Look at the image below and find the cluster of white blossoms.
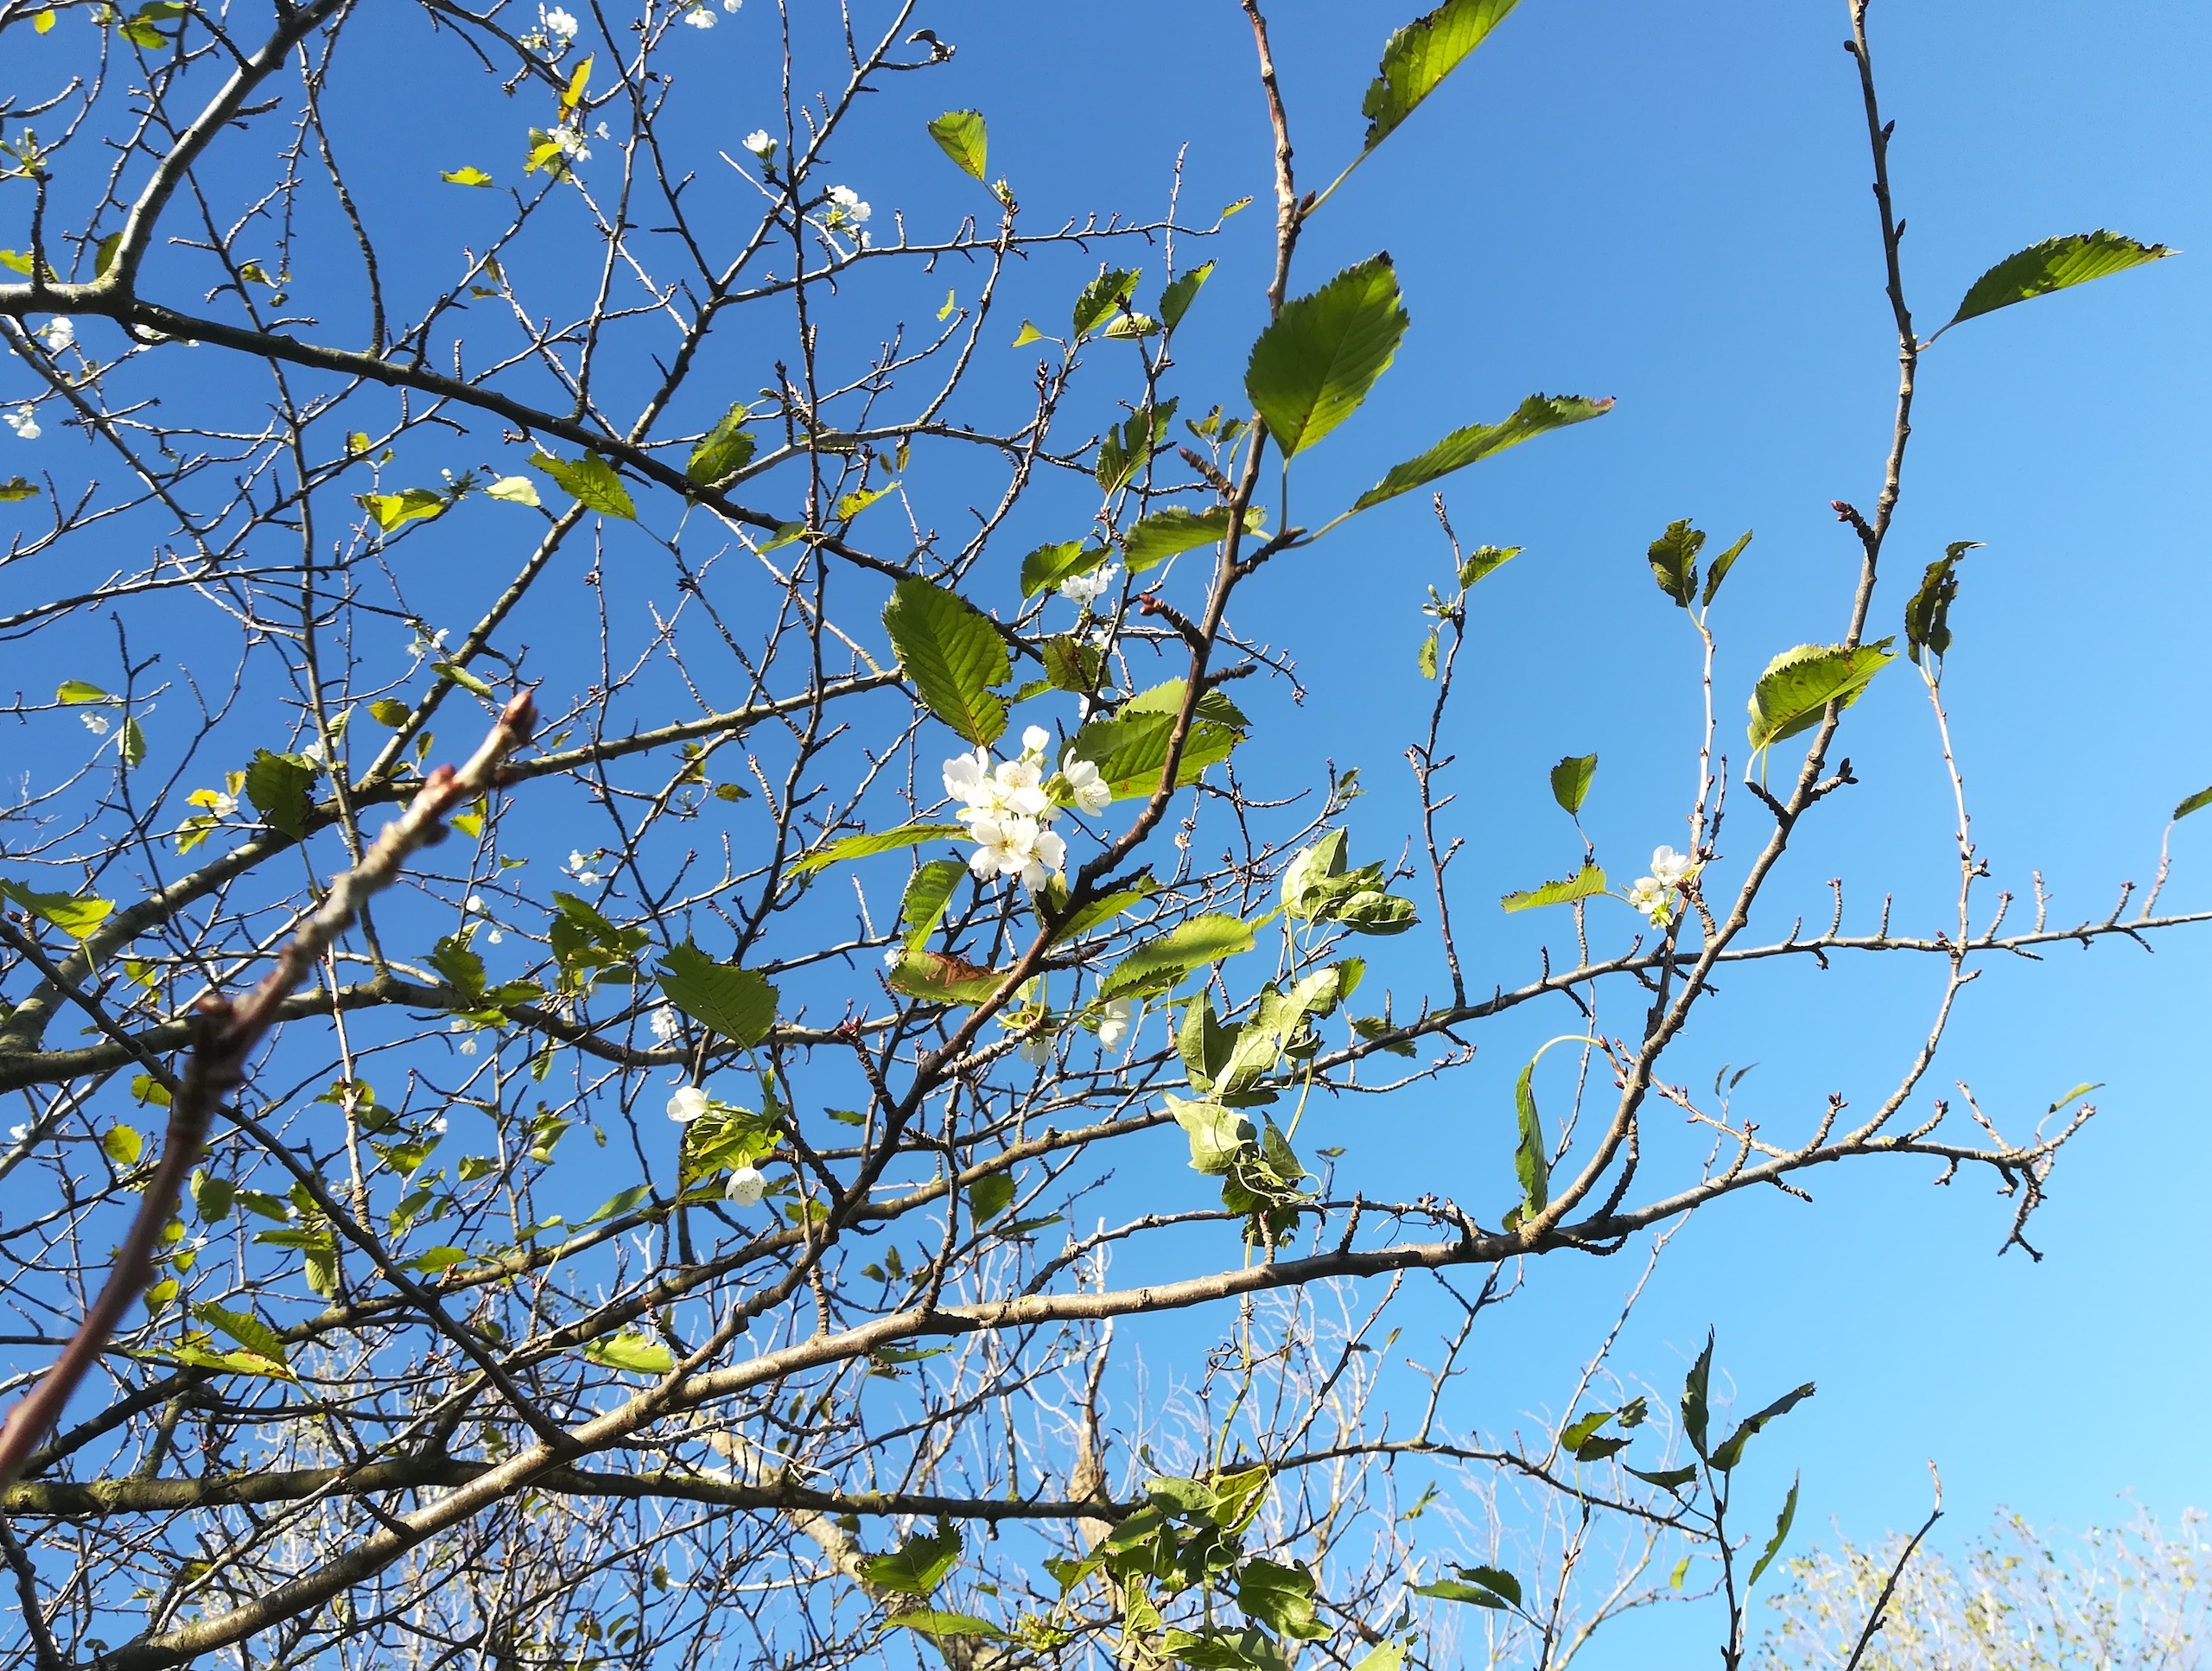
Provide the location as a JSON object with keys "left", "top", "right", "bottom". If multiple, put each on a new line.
{"left": 566, "top": 848, "right": 603, "bottom": 886}
{"left": 1058, "top": 562, "right": 1118, "bottom": 608}
{"left": 823, "top": 184, "right": 871, "bottom": 247}
{"left": 683, "top": 0, "right": 740, "bottom": 22}
{"left": 943, "top": 726, "right": 1111, "bottom": 889}
{"left": 648, "top": 1005, "right": 682, "bottom": 1044}
{"left": 35, "top": 318, "right": 73, "bottom": 354}
{"left": 521, "top": 3, "right": 577, "bottom": 48}
{"left": 4, "top": 406, "right": 40, "bottom": 441}
{"left": 665, "top": 1084, "right": 766, "bottom": 1204}
{"left": 1626, "top": 845, "right": 1702, "bottom": 927}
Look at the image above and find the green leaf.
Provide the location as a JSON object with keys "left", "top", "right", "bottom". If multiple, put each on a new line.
{"left": 887, "top": 950, "right": 1008, "bottom": 1007}
{"left": 1122, "top": 505, "right": 1262, "bottom": 575}
{"left": 1946, "top": 231, "right": 2173, "bottom": 331}
{"left": 1747, "top": 1475, "right": 1801, "bottom": 1591}
{"left": 1160, "top": 262, "right": 1214, "bottom": 332}
{"left": 969, "top": 1171, "right": 1015, "bottom": 1223}
{"left": 55, "top": 680, "right": 110, "bottom": 705}
{"left": 193, "top": 1302, "right": 290, "bottom": 1371}
{"left": 0, "top": 879, "right": 115, "bottom": 940}
{"left": 1069, "top": 684, "right": 1244, "bottom": 801}
{"left": 1549, "top": 753, "right": 1596, "bottom": 816}
{"left": 1236, "top": 1560, "right": 1330, "bottom": 1641}
{"left": 1020, "top": 539, "right": 1104, "bottom": 598}
{"left": 530, "top": 450, "right": 637, "bottom": 520}
{"left": 1629, "top": 1464, "right": 1700, "bottom": 1491}
{"left": 1352, "top": 393, "right": 1611, "bottom": 511}
{"left": 1351, "top": 1646, "right": 1407, "bottom": 1671}
{"left": 1681, "top": 1331, "right": 1714, "bottom": 1460}
{"left": 1709, "top": 1381, "right": 1815, "bottom": 1472}
{"left": 1244, "top": 254, "right": 1408, "bottom": 457}
{"left": 0, "top": 250, "right": 33, "bottom": 276}
{"left": 368, "top": 698, "right": 410, "bottom": 727}
{"left": 94, "top": 232, "right": 123, "bottom": 278}
{"left": 1499, "top": 863, "right": 1605, "bottom": 912}
{"left": 583, "top": 1332, "right": 676, "bottom": 1376}
{"left": 1054, "top": 874, "right": 1158, "bottom": 942}
{"left": 1647, "top": 518, "right": 1702, "bottom": 608}
{"left": 120, "top": 716, "right": 147, "bottom": 769}
{"left": 1904, "top": 541, "right": 1982, "bottom": 667}
{"left": 883, "top": 576, "right": 1010, "bottom": 746}
{"left": 1702, "top": 529, "right": 1752, "bottom": 607}
{"left": 1103, "top": 914, "right": 1255, "bottom": 998}
{"left": 790, "top": 821, "right": 968, "bottom": 878}
{"left": 925, "top": 109, "right": 988, "bottom": 181}
{"left": 1362, "top": 0, "right": 1523, "bottom": 149}
{"left": 899, "top": 857, "right": 968, "bottom": 950}
{"left": 658, "top": 943, "right": 778, "bottom": 1047}
{"left": 582, "top": 1183, "right": 652, "bottom": 1224}
{"left": 1417, "top": 629, "right": 1439, "bottom": 679}
{"left": 485, "top": 475, "right": 539, "bottom": 507}
{"left": 1043, "top": 634, "right": 1103, "bottom": 694}
{"left": 687, "top": 404, "right": 757, "bottom": 486}
{"left": 0, "top": 476, "right": 38, "bottom": 503}
{"left": 129, "top": 1072, "right": 170, "bottom": 1109}
{"left": 1512, "top": 1055, "right": 1548, "bottom": 1218}
{"left": 357, "top": 488, "right": 448, "bottom": 532}
{"left": 1746, "top": 640, "right": 1896, "bottom": 753}
{"left": 836, "top": 481, "right": 896, "bottom": 522}
{"left": 1414, "top": 1579, "right": 1507, "bottom": 1609}
{"left": 2174, "top": 785, "right": 2212, "bottom": 823}
{"left": 245, "top": 748, "right": 318, "bottom": 839}
{"left": 1459, "top": 544, "right": 1517, "bottom": 587}
{"left": 1071, "top": 269, "right": 1141, "bottom": 339}
{"left": 441, "top": 166, "right": 495, "bottom": 187}
{"left": 863, "top": 1520, "right": 963, "bottom": 1596}
{"left": 434, "top": 661, "right": 495, "bottom": 698}
{"left": 102, "top": 1123, "right": 143, "bottom": 1166}
{"left": 886, "top": 1612, "right": 1005, "bottom": 1641}
{"left": 1011, "top": 321, "right": 1043, "bottom": 347}
{"left": 190, "top": 1170, "right": 235, "bottom": 1222}
{"left": 1169, "top": 1095, "right": 1255, "bottom": 1176}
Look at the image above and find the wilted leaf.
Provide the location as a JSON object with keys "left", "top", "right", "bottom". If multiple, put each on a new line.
{"left": 1904, "top": 541, "right": 1981, "bottom": 667}
{"left": 357, "top": 488, "right": 448, "bottom": 532}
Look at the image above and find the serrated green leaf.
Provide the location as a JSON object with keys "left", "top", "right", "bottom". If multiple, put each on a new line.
{"left": 1414, "top": 1579, "right": 1508, "bottom": 1609}
{"left": 192, "top": 1302, "right": 291, "bottom": 1371}
{"left": 1020, "top": 540, "right": 1103, "bottom": 598}
{"left": 1353, "top": 393, "right": 1611, "bottom": 512}
{"left": 863, "top": 1521, "right": 962, "bottom": 1595}
{"left": 1702, "top": 529, "right": 1752, "bottom": 607}
{"left": 530, "top": 450, "right": 636, "bottom": 519}
{"left": 1416, "top": 628, "right": 1439, "bottom": 679}
{"left": 790, "top": 822, "right": 968, "bottom": 878}
{"left": 1069, "top": 682, "right": 1244, "bottom": 801}
{"left": 1244, "top": 254, "right": 1408, "bottom": 456}
{"left": 658, "top": 943, "right": 777, "bottom": 1047}
{"left": 1236, "top": 1560, "right": 1329, "bottom": 1641}
{"left": 925, "top": 109, "right": 988, "bottom": 181}
{"left": 583, "top": 1332, "right": 676, "bottom": 1376}
{"left": 969, "top": 1171, "right": 1015, "bottom": 1223}
{"left": 885, "top": 1612, "right": 1005, "bottom": 1641}
{"left": 1746, "top": 640, "right": 1896, "bottom": 753}
{"left": 102, "top": 1123, "right": 143, "bottom": 1166}
{"left": 0, "top": 476, "right": 38, "bottom": 503}
{"left": 899, "top": 857, "right": 967, "bottom": 950}
{"left": 1071, "top": 269, "right": 1141, "bottom": 339}
{"left": 1362, "top": 0, "right": 1522, "bottom": 149}
{"left": 245, "top": 749, "right": 318, "bottom": 839}
{"left": 1500, "top": 863, "right": 1605, "bottom": 912}
{"left": 1122, "top": 505, "right": 1262, "bottom": 575}
{"left": 1513, "top": 1056, "right": 1547, "bottom": 1217}
{"left": 883, "top": 576, "right": 1009, "bottom": 746}
{"left": 1103, "top": 914, "right": 1255, "bottom": 998}
{"left": 1647, "top": 518, "right": 1703, "bottom": 608}
{"left": 1946, "top": 230, "right": 2173, "bottom": 330}
{"left": 1160, "top": 261, "right": 1214, "bottom": 332}
{"left": 357, "top": 487, "right": 448, "bottom": 532}
{"left": 1904, "top": 541, "right": 1982, "bottom": 667}
{"left": 1747, "top": 1475, "right": 1801, "bottom": 1591}
{"left": 2174, "top": 785, "right": 2212, "bottom": 823}
{"left": 1042, "top": 634, "right": 1103, "bottom": 694}
{"left": 0, "top": 878, "right": 115, "bottom": 940}
{"left": 687, "top": 403, "right": 757, "bottom": 486}
{"left": 1681, "top": 1331, "right": 1714, "bottom": 1459}
{"left": 1549, "top": 753, "right": 1596, "bottom": 816}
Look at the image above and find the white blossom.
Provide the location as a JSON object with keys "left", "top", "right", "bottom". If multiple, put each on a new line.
{"left": 80, "top": 712, "right": 111, "bottom": 736}
{"left": 967, "top": 814, "right": 1065, "bottom": 889}
{"left": 1627, "top": 876, "right": 1671, "bottom": 924}
{"left": 1097, "top": 994, "right": 1141, "bottom": 1051}
{"left": 649, "top": 1005, "right": 682, "bottom": 1044}
{"left": 466, "top": 893, "right": 486, "bottom": 912}
{"left": 1019, "top": 1029, "right": 1056, "bottom": 1065}
{"left": 826, "top": 184, "right": 870, "bottom": 226}
{"left": 1062, "top": 757, "right": 1111, "bottom": 816}
{"left": 1021, "top": 724, "right": 1052, "bottom": 756}
{"left": 1649, "top": 846, "right": 1701, "bottom": 887}
{"left": 456, "top": 1035, "right": 480, "bottom": 1056}
{"left": 8, "top": 1123, "right": 28, "bottom": 1143}
{"left": 541, "top": 5, "right": 578, "bottom": 38}
{"left": 683, "top": 6, "right": 714, "bottom": 25}
{"left": 721, "top": 0, "right": 741, "bottom": 10}
{"left": 724, "top": 1165, "right": 766, "bottom": 1205}
{"left": 486, "top": 930, "right": 504, "bottom": 945}
{"left": 1058, "top": 563, "right": 1118, "bottom": 607}
{"left": 35, "top": 317, "right": 73, "bottom": 353}
{"left": 741, "top": 130, "right": 776, "bottom": 159}
{"left": 667, "top": 1084, "right": 711, "bottom": 1123}
{"left": 431, "top": 1115, "right": 449, "bottom": 1134}
{"left": 206, "top": 791, "right": 237, "bottom": 817}
{"left": 553, "top": 125, "right": 592, "bottom": 162}
{"left": 3, "top": 406, "right": 40, "bottom": 441}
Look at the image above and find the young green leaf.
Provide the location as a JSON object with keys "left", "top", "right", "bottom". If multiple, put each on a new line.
{"left": 1362, "top": 0, "right": 1523, "bottom": 149}
{"left": 0, "top": 476, "right": 39, "bottom": 503}
{"left": 1499, "top": 863, "right": 1605, "bottom": 912}
{"left": 356, "top": 488, "right": 448, "bottom": 533}
{"left": 193, "top": 1301, "right": 291, "bottom": 1372}
{"left": 898, "top": 857, "right": 967, "bottom": 950}
{"left": 1244, "top": 254, "right": 1408, "bottom": 456}
{"left": 882, "top": 576, "right": 1010, "bottom": 746}
{"left": 1159, "top": 261, "right": 1214, "bottom": 332}
{"left": 925, "top": 109, "right": 988, "bottom": 181}
{"left": 1123, "top": 505, "right": 1262, "bottom": 575}
{"left": 2174, "top": 785, "right": 2212, "bottom": 823}
{"left": 484, "top": 475, "right": 540, "bottom": 507}
{"left": 1944, "top": 230, "right": 2172, "bottom": 333}
{"left": 884, "top": 1612, "right": 1006, "bottom": 1641}
{"left": 441, "top": 166, "right": 495, "bottom": 187}
{"left": 687, "top": 403, "right": 757, "bottom": 486}
{"left": 1071, "top": 269, "right": 1141, "bottom": 339}
{"left": 1709, "top": 1381, "right": 1815, "bottom": 1472}
{"left": 1236, "top": 1560, "right": 1330, "bottom": 1641}
{"left": 1460, "top": 543, "right": 1518, "bottom": 588}
{"left": 1103, "top": 914, "right": 1256, "bottom": 997}
{"left": 245, "top": 749, "right": 318, "bottom": 838}
{"left": 1549, "top": 754, "right": 1596, "bottom": 816}
{"left": 862, "top": 1521, "right": 963, "bottom": 1595}
{"left": 789, "top": 821, "right": 968, "bottom": 878}
{"left": 1168, "top": 1095, "right": 1255, "bottom": 1175}
{"left": 1512, "top": 1055, "right": 1548, "bottom": 1218}
{"left": 530, "top": 450, "right": 637, "bottom": 520}
{"left": 968, "top": 1170, "right": 1015, "bottom": 1224}
{"left": 55, "top": 680, "right": 110, "bottom": 705}
{"left": 658, "top": 943, "right": 778, "bottom": 1047}
{"left": 1021, "top": 539, "right": 1105, "bottom": 598}
{"left": 1746, "top": 640, "right": 1896, "bottom": 753}
{"left": 1647, "top": 518, "right": 1703, "bottom": 608}
{"left": 1746, "top": 1474, "right": 1801, "bottom": 1591}
{"left": 1904, "top": 541, "right": 1982, "bottom": 667}
{"left": 1417, "top": 628, "right": 1440, "bottom": 679}
{"left": 1011, "top": 321, "right": 1043, "bottom": 347}
{"left": 1702, "top": 528, "right": 1752, "bottom": 607}
{"left": 1352, "top": 393, "right": 1611, "bottom": 511}
{"left": 1681, "top": 1331, "right": 1714, "bottom": 1459}
{"left": 583, "top": 1332, "right": 677, "bottom": 1376}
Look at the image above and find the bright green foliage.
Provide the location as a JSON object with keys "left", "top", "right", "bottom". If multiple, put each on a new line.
{"left": 1904, "top": 540, "right": 1981, "bottom": 667}
{"left": 0, "top": 476, "right": 38, "bottom": 502}
{"left": 1020, "top": 540, "right": 1103, "bottom": 598}
{"left": 968, "top": 1170, "right": 1015, "bottom": 1223}
{"left": 1361, "top": 0, "right": 1522, "bottom": 149}
{"left": 1159, "top": 262, "right": 1214, "bottom": 331}
{"left": 2174, "top": 785, "right": 2212, "bottom": 823}
{"left": 1071, "top": 269, "right": 1141, "bottom": 339}
{"left": 886, "top": 1611, "right": 1005, "bottom": 1640}
{"left": 1122, "top": 505, "right": 1262, "bottom": 575}
{"left": 56, "top": 679, "right": 110, "bottom": 704}
{"left": 1244, "top": 255, "right": 1408, "bottom": 456}
{"left": 193, "top": 1302, "right": 291, "bottom": 1374}
{"left": 356, "top": 487, "right": 448, "bottom": 532}
{"left": 1071, "top": 680, "right": 1247, "bottom": 799}
{"left": 687, "top": 404, "right": 756, "bottom": 486}
{"left": 1549, "top": 753, "right": 1596, "bottom": 816}
{"left": 1703, "top": 528, "right": 1752, "bottom": 606}
{"left": 1097, "top": 398, "right": 1177, "bottom": 493}
{"left": 548, "top": 892, "right": 651, "bottom": 994}
{"left": 863, "top": 1520, "right": 963, "bottom": 1595}
{"left": 583, "top": 1333, "right": 676, "bottom": 1376}
{"left": 1103, "top": 913, "right": 1255, "bottom": 998}
{"left": 1042, "top": 633, "right": 1103, "bottom": 692}
{"left": 1647, "top": 518, "right": 1704, "bottom": 608}
{"left": 441, "top": 167, "right": 495, "bottom": 187}
{"left": 1746, "top": 640, "right": 1896, "bottom": 753}
{"left": 1236, "top": 1560, "right": 1330, "bottom": 1640}
{"left": 925, "top": 109, "right": 988, "bottom": 181}
{"left": 1352, "top": 392, "right": 1611, "bottom": 511}
{"left": 790, "top": 822, "right": 967, "bottom": 878}
{"left": 898, "top": 858, "right": 967, "bottom": 950}
{"left": 883, "top": 576, "right": 1009, "bottom": 746}
{"left": 0, "top": 878, "right": 115, "bottom": 941}
{"left": 102, "top": 1123, "right": 143, "bottom": 1166}
{"left": 1946, "top": 230, "right": 2172, "bottom": 330}
{"left": 1280, "top": 830, "right": 1418, "bottom": 933}
{"left": 1512, "top": 1056, "right": 1548, "bottom": 1219}
{"left": 529, "top": 450, "right": 637, "bottom": 519}
{"left": 1415, "top": 1565, "right": 1522, "bottom": 1609}
{"left": 1748, "top": 1474, "right": 1802, "bottom": 1592}
{"left": 1169, "top": 1095, "right": 1254, "bottom": 1176}
{"left": 658, "top": 944, "right": 777, "bottom": 1047}
{"left": 245, "top": 749, "right": 318, "bottom": 838}
{"left": 1460, "top": 543, "right": 1517, "bottom": 587}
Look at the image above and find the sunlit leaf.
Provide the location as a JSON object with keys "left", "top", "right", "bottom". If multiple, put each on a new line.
{"left": 0, "top": 878, "right": 115, "bottom": 940}
{"left": 530, "top": 449, "right": 636, "bottom": 520}
{"left": 1499, "top": 863, "right": 1605, "bottom": 912}
{"left": 925, "top": 109, "right": 988, "bottom": 181}
{"left": 1946, "top": 230, "right": 2172, "bottom": 331}
{"left": 1245, "top": 254, "right": 1407, "bottom": 456}
{"left": 1746, "top": 640, "right": 1895, "bottom": 753}
{"left": 356, "top": 488, "right": 448, "bottom": 532}
{"left": 882, "top": 576, "right": 1009, "bottom": 746}
{"left": 1352, "top": 393, "right": 1610, "bottom": 511}
{"left": 582, "top": 1332, "right": 676, "bottom": 1376}
{"left": 658, "top": 943, "right": 777, "bottom": 1047}
{"left": 791, "top": 822, "right": 968, "bottom": 879}
{"left": 441, "top": 167, "right": 496, "bottom": 187}
{"left": 1362, "top": 0, "right": 1523, "bottom": 149}
{"left": 1549, "top": 754, "right": 1596, "bottom": 816}
{"left": 687, "top": 403, "right": 756, "bottom": 486}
